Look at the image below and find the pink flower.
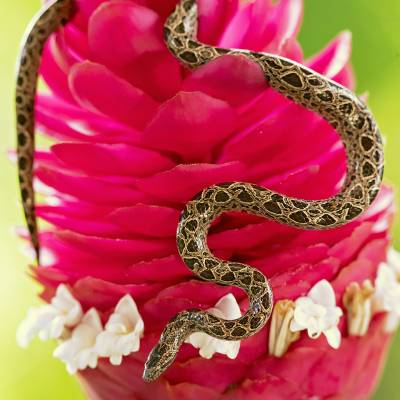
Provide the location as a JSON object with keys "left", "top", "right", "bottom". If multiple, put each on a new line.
{"left": 25, "top": 0, "right": 396, "bottom": 399}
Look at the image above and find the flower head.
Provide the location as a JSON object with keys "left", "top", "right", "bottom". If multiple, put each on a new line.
{"left": 291, "top": 280, "right": 343, "bottom": 348}
{"left": 53, "top": 308, "right": 103, "bottom": 374}
{"left": 95, "top": 294, "right": 144, "bottom": 365}
{"left": 269, "top": 300, "right": 299, "bottom": 357}
{"left": 185, "top": 293, "right": 241, "bottom": 359}
{"left": 17, "top": 284, "right": 82, "bottom": 347}
{"left": 343, "top": 280, "right": 374, "bottom": 337}
{"left": 374, "top": 249, "right": 400, "bottom": 332}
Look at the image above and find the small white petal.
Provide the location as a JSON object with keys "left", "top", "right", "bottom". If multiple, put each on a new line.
{"left": 293, "top": 297, "right": 314, "bottom": 327}
{"left": 95, "top": 295, "right": 144, "bottom": 365}
{"left": 17, "top": 284, "right": 83, "bottom": 349}
{"left": 214, "top": 293, "right": 241, "bottom": 320}
{"left": 374, "top": 262, "right": 400, "bottom": 326}
{"left": 199, "top": 341, "right": 217, "bottom": 359}
{"left": 114, "top": 295, "right": 140, "bottom": 328}
{"left": 17, "top": 305, "right": 66, "bottom": 347}
{"left": 185, "top": 293, "right": 242, "bottom": 360}
{"left": 52, "top": 284, "right": 83, "bottom": 327}
{"left": 376, "top": 263, "right": 396, "bottom": 292}
{"left": 187, "top": 332, "right": 213, "bottom": 356}
{"left": 307, "top": 321, "right": 322, "bottom": 339}
{"left": 54, "top": 308, "right": 102, "bottom": 374}
{"left": 289, "top": 319, "right": 304, "bottom": 333}
{"left": 110, "top": 354, "right": 123, "bottom": 366}
{"left": 387, "top": 248, "right": 400, "bottom": 274}
{"left": 291, "top": 280, "right": 342, "bottom": 348}
{"left": 66, "top": 363, "right": 77, "bottom": 375}
{"left": 308, "top": 280, "right": 336, "bottom": 308}
{"left": 83, "top": 308, "right": 103, "bottom": 333}
{"left": 385, "top": 312, "right": 400, "bottom": 333}
{"left": 324, "top": 326, "right": 341, "bottom": 349}
{"left": 226, "top": 342, "right": 241, "bottom": 359}
{"left": 95, "top": 331, "right": 115, "bottom": 358}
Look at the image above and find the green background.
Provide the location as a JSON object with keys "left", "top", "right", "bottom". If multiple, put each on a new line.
{"left": 0, "top": 1, "right": 399, "bottom": 399}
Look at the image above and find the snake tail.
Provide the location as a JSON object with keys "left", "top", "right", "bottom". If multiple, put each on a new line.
{"left": 16, "top": 0, "right": 74, "bottom": 263}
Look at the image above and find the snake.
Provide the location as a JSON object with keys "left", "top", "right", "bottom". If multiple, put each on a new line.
{"left": 16, "top": 0, "right": 75, "bottom": 263}
{"left": 16, "top": 0, "right": 384, "bottom": 382}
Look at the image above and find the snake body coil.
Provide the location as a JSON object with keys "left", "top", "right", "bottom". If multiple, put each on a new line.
{"left": 144, "top": 0, "right": 384, "bottom": 381}
{"left": 16, "top": 0, "right": 383, "bottom": 382}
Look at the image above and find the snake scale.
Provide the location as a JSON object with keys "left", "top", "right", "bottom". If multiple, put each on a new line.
{"left": 16, "top": 0, "right": 75, "bottom": 263}
{"left": 16, "top": 0, "right": 383, "bottom": 382}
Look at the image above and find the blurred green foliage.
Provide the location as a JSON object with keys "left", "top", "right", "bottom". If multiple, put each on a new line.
{"left": 0, "top": 0, "right": 398, "bottom": 399}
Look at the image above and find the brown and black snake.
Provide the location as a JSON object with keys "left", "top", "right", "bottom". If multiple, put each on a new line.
{"left": 16, "top": 0, "right": 75, "bottom": 263}
{"left": 16, "top": 0, "right": 384, "bottom": 382}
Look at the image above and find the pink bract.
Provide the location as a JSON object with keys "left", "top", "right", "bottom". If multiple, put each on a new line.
{"left": 29, "top": 0, "right": 395, "bottom": 399}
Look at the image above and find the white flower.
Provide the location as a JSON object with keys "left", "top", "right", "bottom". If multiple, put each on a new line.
{"left": 374, "top": 250, "right": 400, "bottom": 332}
{"left": 53, "top": 308, "right": 103, "bottom": 374}
{"left": 290, "top": 280, "right": 343, "bottom": 349}
{"left": 387, "top": 247, "right": 400, "bottom": 275}
{"left": 343, "top": 280, "right": 374, "bottom": 337}
{"left": 268, "top": 300, "right": 300, "bottom": 357}
{"left": 95, "top": 295, "right": 144, "bottom": 365}
{"left": 185, "top": 293, "right": 241, "bottom": 359}
{"left": 17, "top": 284, "right": 83, "bottom": 348}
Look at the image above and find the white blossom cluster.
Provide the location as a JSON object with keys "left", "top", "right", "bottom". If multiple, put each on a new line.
{"left": 17, "top": 286, "right": 144, "bottom": 374}
{"left": 17, "top": 248, "right": 400, "bottom": 372}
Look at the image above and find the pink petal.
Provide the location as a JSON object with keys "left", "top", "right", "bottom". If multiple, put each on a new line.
{"left": 73, "top": 277, "right": 165, "bottom": 310}
{"left": 135, "top": 162, "right": 245, "bottom": 204}
{"left": 144, "top": 0, "right": 181, "bottom": 20}
{"left": 197, "top": 0, "right": 239, "bottom": 45}
{"left": 263, "top": 0, "right": 303, "bottom": 54}
{"left": 74, "top": 0, "right": 107, "bottom": 27}
{"left": 118, "top": 50, "right": 183, "bottom": 101}
{"left": 37, "top": 205, "right": 125, "bottom": 238}
{"left": 220, "top": 0, "right": 302, "bottom": 54}
{"left": 183, "top": 55, "right": 266, "bottom": 107}
{"left": 108, "top": 204, "right": 179, "bottom": 237}
{"left": 153, "top": 281, "right": 244, "bottom": 310}
{"left": 125, "top": 255, "right": 192, "bottom": 283}
{"left": 69, "top": 61, "right": 158, "bottom": 129}
{"left": 141, "top": 92, "right": 237, "bottom": 162}
{"left": 51, "top": 142, "right": 174, "bottom": 177}
{"left": 332, "top": 239, "right": 389, "bottom": 299}
{"left": 88, "top": 1, "right": 164, "bottom": 68}
{"left": 270, "top": 258, "right": 341, "bottom": 300}
{"left": 208, "top": 219, "right": 290, "bottom": 254}
{"left": 55, "top": 230, "right": 175, "bottom": 264}
{"left": 36, "top": 167, "right": 148, "bottom": 206}
{"left": 36, "top": 95, "right": 140, "bottom": 144}
{"left": 40, "top": 36, "right": 74, "bottom": 101}
{"left": 63, "top": 23, "right": 90, "bottom": 60}
{"left": 328, "top": 223, "right": 374, "bottom": 266}
{"left": 251, "top": 243, "right": 330, "bottom": 276}
{"left": 168, "top": 382, "right": 219, "bottom": 400}
{"left": 307, "top": 31, "right": 354, "bottom": 88}
{"left": 226, "top": 375, "right": 305, "bottom": 400}
{"left": 166, "top": 357, "right": 247, "bottom": 392}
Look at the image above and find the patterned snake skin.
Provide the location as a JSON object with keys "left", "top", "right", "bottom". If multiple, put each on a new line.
{"left": 16, "top": 0, "right": 75, "bottom": 263}
{"left": 16, "top": 0, "right": 384, "bottom": 382}
{"left": 143, "top": 0, "right": 384, "bottom": 381}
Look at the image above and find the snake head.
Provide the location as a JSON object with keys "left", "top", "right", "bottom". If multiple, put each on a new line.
{"left": 143, "top": 310, "right": 202, "bottom": 381}
{"left": 143, "top": 342, "right": 175, "bottom": 382}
